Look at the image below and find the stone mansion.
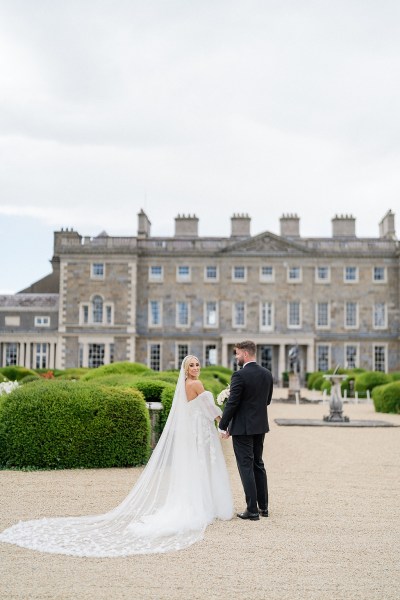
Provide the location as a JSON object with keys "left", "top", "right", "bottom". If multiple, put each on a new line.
{"left": 0, "top": 209, "right": 399, "bottom": 383}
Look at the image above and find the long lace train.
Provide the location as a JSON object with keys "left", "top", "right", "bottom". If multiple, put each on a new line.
{"left": 0, "top": 366, "right": 233, "bottom": 556}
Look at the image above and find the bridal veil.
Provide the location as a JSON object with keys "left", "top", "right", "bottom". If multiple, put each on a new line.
{"left": 0, "top": 359, "right": 233, "bottom": 556}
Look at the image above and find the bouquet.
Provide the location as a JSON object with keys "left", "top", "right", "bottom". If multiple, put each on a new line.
{"left": 216, "top": 385, "right": 230, "bottom": 406}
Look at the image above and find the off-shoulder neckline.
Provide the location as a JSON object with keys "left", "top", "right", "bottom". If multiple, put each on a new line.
{"left": 186, "top": 390, "right": 212, "bottom": 403}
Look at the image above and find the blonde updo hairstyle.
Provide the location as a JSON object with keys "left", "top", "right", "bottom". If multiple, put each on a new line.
{"left": 183, "top": 355, "right": 201, "bottom": 379}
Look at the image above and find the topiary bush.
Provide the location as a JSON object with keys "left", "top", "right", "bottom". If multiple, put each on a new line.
{"left": 310, "top": 374, "right": 326, "bottom": 391}
{"left": 320, "top": 379, "right": 331, "bottom": 394}
{"left": 354, "top": 371, "right": 391, "bottom": 395}
{"left": 81, "top": 361, "right": 151, "bottom": 381}
{"left": 159, "top": 385, "right": 175, "bottom": 432}
{"left": 0, "top": 380, "right": 150, "bottom": 469}
{"left": 19, "top": 373, "right": 41, "bottom": 384}
{"left": 0, "top": 366, "right": 38, "bottom": 381}
{"left": 307, "top": 371, "right": 324, "bottom": 390}
{"left": 54, "top": 368, "right": 91, "bottom": 380}
{"left": 141, "top": 370, "right": 179, "bottom": 384}
{"left": 372, "top": 382, "right": 400, "bottom": 413}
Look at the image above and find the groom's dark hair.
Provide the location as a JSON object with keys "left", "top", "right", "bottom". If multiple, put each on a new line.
{"left": 235, "top": 340, "right": 256, "bottom": 356}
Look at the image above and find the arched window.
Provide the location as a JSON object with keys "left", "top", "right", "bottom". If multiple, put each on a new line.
{"left": 92, "top": 295, "right": 103, "bottom": 323}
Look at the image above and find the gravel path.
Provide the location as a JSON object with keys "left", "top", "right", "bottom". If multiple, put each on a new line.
{"left": 0, "top": 401, "right": 399, "bottom": 600}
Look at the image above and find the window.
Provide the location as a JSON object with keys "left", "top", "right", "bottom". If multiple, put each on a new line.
{"left": 345, "top": 345, "right": 358, "bottom": 369}
{"left": 260, "top": 302, "right": 273, "bottom": 331}
{"left": 5, "top": 343, "right": 18, "bottom": 366}
{"left": 288, "top": 266, "right": 301, "bottom": 282}
{"left": 205, "top": 345, "right": 217, "bottom": 366}
{"left": 373, "top": 345, "right": 386, "bottom": 372}
{"left": 232, "top": 266, "right": 246, "bottom": 282}
{"left": 91, "top": 263, "right": 105, "bottom": 279}
{"left": 344, "top": 266, "right": 358, "bottom": 282}
{"left": 345, "top": 302, "right": 358, "bottom": 328}
{"left": 288, "top": 301, "right": 301, "bottom": 328}
{"left": 373, "top": 267, "right": 386, "bottom": 283}
{"left": 149, "top": 300, "right": 162, "bottom": 327}
{"left": 80, "top": 299, "right": 112, "bottom": 326}
{"left": 5, "top": 316, "right": 20, "bottom": 327}
{"left": 260, "top": 345, "right": 272, "bottom": 371}
{"left": 109, "top": 343, "right": 115, "bottom": 364}
{"left": 88, "top": 344, "right": 105, "bottom": 368}
{"left": 81, "top": 305, "right": 89, "bottom": 324}
{"left": 149, "top": 265, "right": 163, "bottom": 282}
{"left": 35, "top": 343, "right": 47, "bottom": 369}
{"left": 177, "top": 266, "right": 191, "bottom": 282}
{"left": 34, "top": 316, "right": 50, "bottom": 327}
{"left": 149, "top": 343, "right": 161, "bottom": 371}
{"left": 176, "top": 301, "right": 190, "bottom": 327}
{"left": 233, "top": 302, "right": 246, "bottom": 327}
{"left": 316, "top": 302, "right": 329, "bottom": 328}
{"left": 317, "top": 345, "right": 329, "bottom": 371}
{"left": 315, "top": 266, "right": 330, "bottom": 283}
{"left": 92, "top": 295, "right": 103, "bottom": 323}
{"left": 373, "top": 303, "right": 387, "bottom": 329}
{"left": 205, "top": 301, "right": 218, "bottom": 327}
{"left": 260, "top": 266, "right": 274, "bottom": 283}
{"left": 205, "top": 266, "right": 218, "bottom": 281}
{"left": 177, "top": 344, "right": 189, "bottom": 367}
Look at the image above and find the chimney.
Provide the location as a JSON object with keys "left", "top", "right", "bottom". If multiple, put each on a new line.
{"left": 280, "top": 214, "right": 300, "bottom": 238}
{"left": 332, "top": 214, "right": 356, "bottom": 237}
{"left": 379, "top": 210, "right": 396, "bottom": 239}
{"left": 174, "top": 214, "right": 199, "bottom": 237}
{"left": 137, "top": 209, "right": 151, "bottom": 238}
{"left": 230, "top": 213, "right": 251, "bottom": 238}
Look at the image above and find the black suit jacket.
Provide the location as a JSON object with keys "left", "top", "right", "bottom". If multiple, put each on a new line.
{"left": 219, "top": 362, "right": 273, "bottom": 435}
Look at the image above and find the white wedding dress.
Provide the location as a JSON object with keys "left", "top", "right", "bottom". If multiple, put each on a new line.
{"left": 0, "top": 364, "right": 233, "bottom": 556}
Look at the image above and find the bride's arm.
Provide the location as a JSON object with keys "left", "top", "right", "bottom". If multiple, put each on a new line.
{"left": 201, "top": 392, "right": 223, "bottom": 421}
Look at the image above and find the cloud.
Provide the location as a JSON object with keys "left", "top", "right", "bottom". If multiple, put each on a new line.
{"left": 0, "top": 0, "right": 399, "bottom": 293}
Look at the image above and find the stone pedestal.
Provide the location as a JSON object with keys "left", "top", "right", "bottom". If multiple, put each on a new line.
{"left": 288, "top": 372, "right": 301, "bottom": 401}
{"left": 323, "top": 375, "right": 350, "bottom": 422}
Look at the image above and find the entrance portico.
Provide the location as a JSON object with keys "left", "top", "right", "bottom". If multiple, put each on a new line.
{"left": 221, "top": 334, "right": 315, "bottom": 386}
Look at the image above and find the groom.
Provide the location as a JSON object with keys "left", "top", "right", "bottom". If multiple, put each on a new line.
{"left": 219, "top": 340, "right": 273, "bottom": 521}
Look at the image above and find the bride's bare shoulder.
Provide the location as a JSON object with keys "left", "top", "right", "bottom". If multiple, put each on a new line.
{"left": 185, "top": 379, "right": 205, "bottom": 401}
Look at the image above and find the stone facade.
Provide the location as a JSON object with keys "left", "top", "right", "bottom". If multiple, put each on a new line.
{"left": 0, "top": 210, "right": 399, "bottom": 382}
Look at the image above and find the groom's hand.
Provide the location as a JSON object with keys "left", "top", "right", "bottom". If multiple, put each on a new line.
{"left": 218, "top": 428, "right": 230, "bottom": 439}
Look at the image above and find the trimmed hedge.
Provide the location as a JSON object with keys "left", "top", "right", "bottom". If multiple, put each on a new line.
{"left": 354, "top": 371, "right": 391, "bottom": 394}
{"left": 54, "top": 368, "right": 91, "bottom": 380}
{"left": 372, "top": 382, "right": 400, "bottom": 413}
{"left": 0, "top": 380, "right": 150, "bottom": 469}
{"left": 159, "top": 385, "right": 175, "bottom": 432}
{"left": 0, "top": 366, "right": 38, "bottom": 381}
{"left": 19, "top": 374, "right": 41, "bottom": 384}
{"left": 88, "top": 375, "right": 176, "bottom": 433}
{"left": 81, "top": 361, "right": 151, "bottom": 381}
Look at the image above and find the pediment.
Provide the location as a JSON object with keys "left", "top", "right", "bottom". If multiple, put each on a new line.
{"left": 220, "top": 231, "right": 311, "bottom": 255}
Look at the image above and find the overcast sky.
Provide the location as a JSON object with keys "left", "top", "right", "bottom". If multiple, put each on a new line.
{"left": 0, "top": 0, "right": 399, "bottom": 293}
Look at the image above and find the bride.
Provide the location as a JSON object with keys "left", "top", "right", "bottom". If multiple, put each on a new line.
{"left": 0, "top": 356, "right": 233, "bottom": 556}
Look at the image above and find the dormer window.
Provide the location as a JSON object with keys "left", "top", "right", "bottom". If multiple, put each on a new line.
{"left": 34, "top": 316, "right": 50, "bottom": 327}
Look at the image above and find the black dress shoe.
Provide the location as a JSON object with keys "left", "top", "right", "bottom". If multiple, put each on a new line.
{"left": 259, "top": 509, "right": 269, "bottom": 517}
{"left": 237, "top": 510, "right": 260, "bottom": 521}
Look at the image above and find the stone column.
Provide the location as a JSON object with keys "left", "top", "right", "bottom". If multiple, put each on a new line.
{"left": 25, "top": 342, "right": 32, "bottom": 369}
{"left": 307, "top": 343, "right": 315, "bottom": 373}
{"left": 278, "top": 344, "right": 286, "bottom": 385}
{"left": 221, "top": 342, "right": 228, "bottom": 368}
{"left": 49, "top": 342, "right": 55, "bottom": 369}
